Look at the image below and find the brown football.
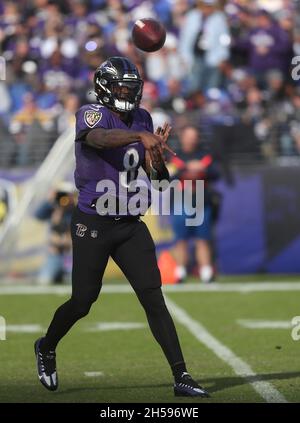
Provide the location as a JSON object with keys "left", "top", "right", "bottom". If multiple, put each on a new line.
{"left": 132, "top": 18, "right": 166, "bottom": 53}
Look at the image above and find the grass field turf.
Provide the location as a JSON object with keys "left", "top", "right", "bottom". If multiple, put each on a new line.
{"left": 0, "top": 276, "right": 300, "bottom": 403}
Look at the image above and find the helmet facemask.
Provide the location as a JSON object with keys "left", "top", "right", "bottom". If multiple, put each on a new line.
{"left": 95, "top": 74, "right": 143, "bottom": 112}
{"left": 110, "top": 80, "right": 143, "bottom": 112}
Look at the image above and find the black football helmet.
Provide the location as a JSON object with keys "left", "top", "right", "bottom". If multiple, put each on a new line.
{"left": 94, "top": 57, "right": 143, "bottom": 112}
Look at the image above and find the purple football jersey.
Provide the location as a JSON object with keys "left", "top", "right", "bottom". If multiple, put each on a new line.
{"left": 74, "top": 103, "right": 153, "bottom": 216}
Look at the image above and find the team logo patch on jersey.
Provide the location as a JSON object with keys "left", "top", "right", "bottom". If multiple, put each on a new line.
{"left": 76, "top": 223, "right": 87, "bottom": 237}
{"left": 84, "top": 110, "right": 102, "bottom": 128}
{"left": 90, "top": 230, "right": 98, "bottom": 238}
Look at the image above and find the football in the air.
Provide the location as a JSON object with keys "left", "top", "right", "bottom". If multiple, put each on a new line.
{"left": 132, "top": 18, "right": 166, "bottom": 52}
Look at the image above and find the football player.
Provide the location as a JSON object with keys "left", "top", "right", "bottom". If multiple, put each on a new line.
{"left": 34, "top": 57, "right": 209, "bottom": 398}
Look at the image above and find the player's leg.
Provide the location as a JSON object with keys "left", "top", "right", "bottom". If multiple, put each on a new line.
{"left": 35, "top": 208, "right": 110, "bottom": 390}
{"left": 172, "top": 240, "right": 188, "bottom": 282}
{"left": 111, "top": 219, "right": 209, "bottom": 397}
{"left": 112, "top": 220, "right": 184, "bottom": 367}
{"left": 170, "top": 211, "right": 189, "bottom": 282}
{"left": 195, "top": 205, "right": 214, "bottom": 283}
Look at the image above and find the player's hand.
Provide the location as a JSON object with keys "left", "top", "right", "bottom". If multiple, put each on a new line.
{"left": 139, "top": 131, "right": 164, "bottom": 157}
{"left": 155, "top": 123, "right": 175, "bottom": 156}
{"left": 155, "top": 122, "right": 172, "bottom": 143}
{"left": 150, "top": 123, "right": 171, "bottom": 171}
{"left": 140, "top": 128, "right": 175, "bottom": 164}
{"left": 140, "top": 131, "right": 170, "bottom": 165}
{"left": 150, "top": 146, "right": 165, "bottom": 172}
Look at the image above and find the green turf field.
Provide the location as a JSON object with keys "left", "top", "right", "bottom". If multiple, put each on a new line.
{"left": 1, "top": 276, "right": 300, "bottom": 403}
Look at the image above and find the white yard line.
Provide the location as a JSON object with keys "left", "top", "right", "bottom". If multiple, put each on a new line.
{"left": 237, "top": 319, "right": 292, "bottom": 329}
{"left": 87, "top": 322, "right": 146, "bottom": 331}
{"left": 5, "top": 324, "right": 44, "bottom": 333}
{"left": 165, "top": 296, "right": 288, "bottom": 403}
{"left": 0, "top": 282, "right": 291, "bottom": 401}
{"left": 84, "top": 371, "right": 104, "bottom": 377}
{"left": 1, "top": 322, "right": 146, "bottom": 334}
{"left": 1, "top": 281, "right": 300, "bottom": 295}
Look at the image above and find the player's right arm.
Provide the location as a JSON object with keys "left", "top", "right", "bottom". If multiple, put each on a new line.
{"left": 75, "top": 105, "right": 173, "bottom": 162}
{"left": 86, "top": 128, "right": 165, "bottom": 161}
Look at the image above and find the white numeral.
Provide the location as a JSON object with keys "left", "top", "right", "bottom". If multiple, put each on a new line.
{"left": 120, "top": 148, "right": 139, "bottom": 191}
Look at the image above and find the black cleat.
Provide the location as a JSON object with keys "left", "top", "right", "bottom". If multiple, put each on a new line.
{"left": 174, "top": 372, "right": 209, "bottom": 397}
{"left": 34, "top": 337, "right": 58, "bottom": 391}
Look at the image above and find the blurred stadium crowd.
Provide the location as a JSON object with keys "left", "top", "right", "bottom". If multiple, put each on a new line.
{"left": 1, "top": 0, "right": 300, "bottom": 167}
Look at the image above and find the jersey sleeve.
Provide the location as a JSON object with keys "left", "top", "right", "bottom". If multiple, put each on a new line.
{"left": 75, "top": 105, "right": 111, "bottom": 142}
